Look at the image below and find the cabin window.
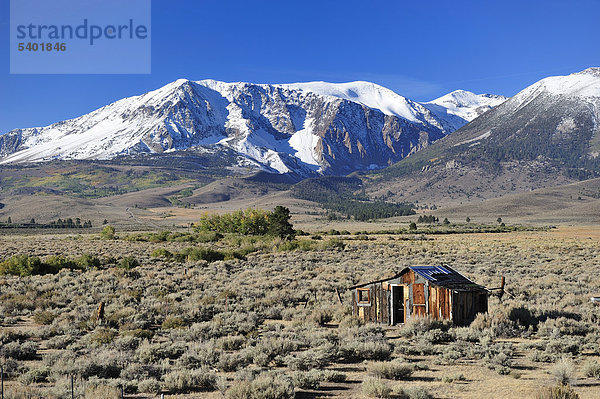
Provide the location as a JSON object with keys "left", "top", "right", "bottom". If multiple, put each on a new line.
{"left": 357, "top": 288, "right": 370, "bottom": 305}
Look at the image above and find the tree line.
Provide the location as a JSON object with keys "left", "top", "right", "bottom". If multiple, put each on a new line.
{"left": 0, "top": 217, "right": 93, "bottom": 229}
{"left": 194, "top": 206, "right": 295, "bottom": 239}
{"left": 291, "top": 176, "right": 414, "bottom": 221}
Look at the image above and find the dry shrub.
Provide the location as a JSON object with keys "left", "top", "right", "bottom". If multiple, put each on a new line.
{"left": 367, "top": 360, "right": 414, "bottom": 380}
{"left": 89, "top": 328, "right": 118, "bottom": 345}
{"left": 32, "top": 310, "right": 56, "bottom": 325}
{"left": 219, "top": 335, "right": 247, "bottom": 350}
{"left": 535, "top": 384, "right": 580, "bottom": 399}
{"left": 2, "top": 385, "right": 45, "bottom": 399}
{"left": 362, "top": 377, "right": 392, "bottom": 398}
{"left": 284, "top": 345, "right": 335, "bottom": 371}
{"left": 18, "top": 366, "right": 50, "bottom": 384}
{"left": 291, "top": 369, "right": 322, "bottom": 389}
{"left": 583, "top": 360, "right": 600, "bottom": 378}
{"left": 218, "top": 351, "right": 252, "bottom": 372}
{"left": 226, "top": 372, "right": 294, "bottom": 399}
{"left": 161, "top": 316, "right": 185, "bottom": 330}
{"left": 321, "top": 369, "right": 347, "bottom": 382}
{"left": 396, "top": 386, "right": 433, "bottom": 399}
{"left": 339, "top": 325, "right": 392, "bottom": 361}
{"left": 137, "top": 378, "right": 161, "bottom": 394}
{"left": 84, "top": 384, "right": 120, "bottom": 399}
{"left": 552, "top": 358, "right": 576, "bottom": 385}
{"left": 470, "top": 310, "right": 518, "bottom": 337}
{"left": 310, "top": 307, "right": 333, "bottom": 326}
{"left": 400, "top": 316, "right": 446, "bottom": 337}
{"left": 0, "top": 341, "right": 38, "bottom": 360}
{"left": 162, "top": 367, "right": 217, "bottom": 392}
{"left": 225, "top": 380, "right": 252, "bottom": 399}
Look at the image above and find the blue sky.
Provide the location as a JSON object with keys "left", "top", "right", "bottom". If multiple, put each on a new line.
{"left": 0, "top": 0, "right": 599, "bottom": 134}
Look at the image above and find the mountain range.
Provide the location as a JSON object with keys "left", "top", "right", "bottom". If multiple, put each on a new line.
{"left": 3, "top": 67, "right": 600, "bottom": 208}
{"left": 0, "top": 79, "right": 505, "bottom": 176}
{"left": 2, "top": 68, "right": 600, "bottom": 226}
{"left": 367, "top": 67, "right": 600, "bottom": 205}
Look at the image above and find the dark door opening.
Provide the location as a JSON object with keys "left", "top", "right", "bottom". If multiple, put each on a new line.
{"left": 391, "top": 285, "right": 404, "bottom": 325}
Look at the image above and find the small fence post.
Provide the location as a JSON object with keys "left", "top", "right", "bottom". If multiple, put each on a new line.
{"left": 71, "top": 375, "right": 74, "bottom": 399}
{"left": 120, "top": 385, "right": 124, "bottom": 399}
{"left": 335, "top": 287, "right": 343, "bottom": 305}
{"left": 1, "top": 365, "right": 4, "bottom": 399}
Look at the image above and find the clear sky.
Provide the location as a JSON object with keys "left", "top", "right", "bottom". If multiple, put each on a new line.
{"left": 0, "top": 0, "right": 599, "bottom": 134}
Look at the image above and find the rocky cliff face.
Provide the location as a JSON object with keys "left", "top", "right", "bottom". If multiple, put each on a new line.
{"left": 0, "top": 79, "right": 500, "bottom": 175}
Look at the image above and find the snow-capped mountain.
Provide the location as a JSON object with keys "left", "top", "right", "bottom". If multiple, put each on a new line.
{"left": 376, "top": 67, "right": 600, "bottom": 202}
{"left": 442, "top": 67, "right": 600, "bottom": 156}
{"left": 422, "top": 90, "right": 507, "bottom": 132}
{"left": 0, "top": 79, "right": 503, "bottom": 175}
{"left": 366, "top": 68, "right": 600, "bottom": 206}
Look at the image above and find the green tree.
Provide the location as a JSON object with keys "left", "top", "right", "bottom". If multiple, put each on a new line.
{"left": 268, "top": 206, "right": 295, "bottom": 239}
{"left": 409, "top": 222, "right": 417, "bottom": 230}
{"left": 497, "top": 217, "right": 503, "bottom": 224}
{"left": 100, "top": 225, "right": 116, "bottom": 240}
{"left": 196, "top": 207, "right": 295, "bottom": 238}
{"left": 466, "top": 217, "right": 471, "bottom": 223}
{"left": 7, "top": 217, "right": 12, "bottom": 224}
{"left": 443, "top": 218, "right": 450, "bottom": 225}
{"left": 119, "top": 256, "right": 139, "bottom": 269}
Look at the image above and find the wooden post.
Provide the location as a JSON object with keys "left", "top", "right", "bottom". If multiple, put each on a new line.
{"left": 1, "top": 365, "right": 4, "bottom": 399}
{"left": 121, "top": 385, "right": 124, "bottom": 399}
{"left": 96, "top": 302, "right": 105, "bottom": 324}
{"left": 499, "top": 276, "right": 505, "bottom": 300}
{"left": 335, "top": 288, "right": 343, "bottom": 305}
{"left": 71, "top": 375, "right": 74, "bottom": 399}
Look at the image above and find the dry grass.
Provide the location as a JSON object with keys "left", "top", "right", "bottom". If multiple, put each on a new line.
{"left": 0, "top": 226, "right": 600, "bottom": 398}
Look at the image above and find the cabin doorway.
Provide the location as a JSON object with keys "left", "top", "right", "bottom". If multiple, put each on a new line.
{"left": 390, "top": 285, "right": 405, "bottom": 325}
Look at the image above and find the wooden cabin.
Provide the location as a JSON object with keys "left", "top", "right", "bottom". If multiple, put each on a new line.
{"left": 350, "top": 265, "right": 488, "bottom": 326}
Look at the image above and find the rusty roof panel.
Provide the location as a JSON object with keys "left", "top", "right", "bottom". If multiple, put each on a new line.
{"left": 349, "top": 265, "right": 488, "bottom": 292}
{"left": 410, "top": 265, "right": 487, "bottom": 291}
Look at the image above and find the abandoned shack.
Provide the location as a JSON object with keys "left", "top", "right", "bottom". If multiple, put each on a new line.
{"left": 350, "top": 265, "right": 488, "bottom": 326}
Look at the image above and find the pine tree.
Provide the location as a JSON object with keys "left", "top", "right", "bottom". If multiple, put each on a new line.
{"left": 268, "top": 206, "right": 295, "bottom": 240}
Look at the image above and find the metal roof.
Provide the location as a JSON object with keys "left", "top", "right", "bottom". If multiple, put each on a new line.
{"left": 409, "top": 265, "right": 486, "bottom": 291}
{"left": 348, "top": 265, "right": 488, "bottom": 292}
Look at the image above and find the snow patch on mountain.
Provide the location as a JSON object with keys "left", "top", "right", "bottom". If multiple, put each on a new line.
{"left": 517, "top": 68, "right": 600, "bottom": 99}
{"left": 454, "top": 130, "right": 491, "bottom": 147}
{"left": 423, "top": 90, "right": 507, "bottom": 131}
{"left": 282, "top": 81, "right": 434, "bottom": 125}
{"left": 288, "top": 118, "right": 321, "bottom": 171}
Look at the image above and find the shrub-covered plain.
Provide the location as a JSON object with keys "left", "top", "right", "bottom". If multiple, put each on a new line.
{"left": 0, "top": 227, "right": 599, "bottom": 397}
